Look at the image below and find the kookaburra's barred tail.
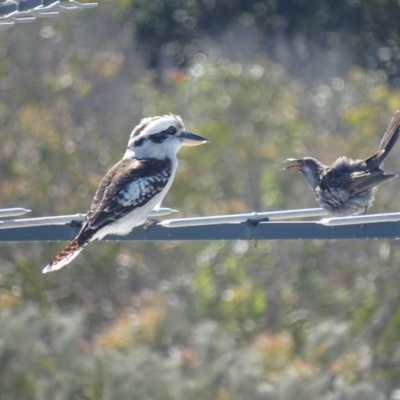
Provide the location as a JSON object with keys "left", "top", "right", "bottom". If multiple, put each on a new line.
{"left": 43, "top": 236, "right": 91, "bottom": 273}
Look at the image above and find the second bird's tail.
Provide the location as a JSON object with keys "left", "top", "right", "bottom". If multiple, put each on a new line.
{"left": 369, "top": 110, "right": 400, "bottom": 168}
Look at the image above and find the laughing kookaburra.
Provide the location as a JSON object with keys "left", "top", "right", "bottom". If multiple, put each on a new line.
{"left": 43, "top": 114, "right": 208, "bottom": 273}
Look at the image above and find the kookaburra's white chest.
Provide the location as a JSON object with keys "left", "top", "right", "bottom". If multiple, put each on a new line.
{"left": 91, "top": 157, "right": 177, "bottom": 240}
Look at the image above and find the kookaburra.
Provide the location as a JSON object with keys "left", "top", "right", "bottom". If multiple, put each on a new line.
{"left": 44, "top": 114, "right": 208, "bottom": 273}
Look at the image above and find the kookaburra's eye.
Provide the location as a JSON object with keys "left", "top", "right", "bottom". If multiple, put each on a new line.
{"left": 165, "top": 126, "right": 177, "bottom": 135}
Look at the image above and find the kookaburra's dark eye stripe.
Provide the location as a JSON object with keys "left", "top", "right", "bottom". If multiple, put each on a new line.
{"left": 134, "top": 137, "right": 146, "bottom": 147}
{"left": 150, "top": 133, "right": 168, "bottom": 143}
{"left": 135, "top": 130, "right": 174, "bottom": 147}
{"left": 163, "top": 126, "right": 177, "bottom": 135}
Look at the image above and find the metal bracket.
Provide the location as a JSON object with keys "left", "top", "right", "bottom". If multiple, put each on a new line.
{"left": 0, "top": 0, "right": 97, "bottom": 27}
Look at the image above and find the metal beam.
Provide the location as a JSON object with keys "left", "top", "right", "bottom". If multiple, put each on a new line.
{"left": 0, "top": 208, "right": 31, "bottom": 218}
{"left": 160, "top": 208, "right": 328, "bottom": 227}
{"left": 0, "top": 208, "right": 177, "bottom": 230}
{"left": 0, "top": 220, "right": 399, "bottom": 242}
{"left": 320, "top": 212, "right": 400, "bottom": 226}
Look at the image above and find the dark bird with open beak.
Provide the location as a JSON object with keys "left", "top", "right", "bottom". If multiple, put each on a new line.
{"left": 285, "top": 110, "right": 400, "bottom": 217}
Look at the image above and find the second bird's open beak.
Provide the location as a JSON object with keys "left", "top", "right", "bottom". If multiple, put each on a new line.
{"left": 179, "top": 131, "right": 209, "bottom": 146}
{"left": 284, "top": 158, "right": 301, "bottom": 170}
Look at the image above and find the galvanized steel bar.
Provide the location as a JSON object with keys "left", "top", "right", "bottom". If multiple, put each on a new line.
{"left": 0, "top": 208, "right": 31, "bottom": 218}
{"left": 320, "top": 212, "right": 400, "bottom": 226}
{"left": 0, "top": 208, "right": 177, "bottom": 230}
{"left": 0, "top": 220, "right": 399, "bottom": 242}
{"left": 160, "top": 208, "right": 328, "bottom": 227}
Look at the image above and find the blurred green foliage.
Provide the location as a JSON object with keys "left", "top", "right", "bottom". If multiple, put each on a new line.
{"left": 109, "top": 0, "right": 400, "bottom": 85}
{"left": 1, "top": 1, "right": 400, "bottom": 399}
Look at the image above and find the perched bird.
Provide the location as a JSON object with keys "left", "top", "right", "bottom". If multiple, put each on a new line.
{"left": 44, "top": 114, "right": 208, "bottom": 273}
{"left": 285, "top": 110, "right": 400, "bottom": 217}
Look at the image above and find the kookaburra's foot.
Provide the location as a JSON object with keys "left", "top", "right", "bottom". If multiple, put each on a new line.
{"left": 143, "top": 218, "right": 160, "bottom": 230}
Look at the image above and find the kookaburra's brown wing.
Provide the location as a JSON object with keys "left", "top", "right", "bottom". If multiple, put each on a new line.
{"left": 84, "top": 158, "right": 172, "bottom": 234}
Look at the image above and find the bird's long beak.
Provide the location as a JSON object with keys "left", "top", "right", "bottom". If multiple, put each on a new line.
{"left": 179, "top": 131, "right": 209, "bottom": 146}
{"left": 284, "top": 158, "right": 301, "bottom": 170}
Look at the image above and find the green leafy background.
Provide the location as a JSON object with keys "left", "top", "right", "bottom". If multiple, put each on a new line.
{"left": 1, "top": 1, "right": 400, "bottom": 399}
